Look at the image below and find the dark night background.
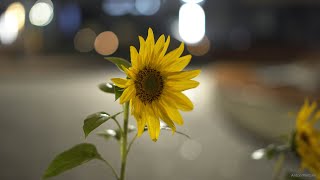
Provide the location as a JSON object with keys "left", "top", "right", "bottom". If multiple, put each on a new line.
{"left": 1, "top": 0, "right": 319, "bottom": 179}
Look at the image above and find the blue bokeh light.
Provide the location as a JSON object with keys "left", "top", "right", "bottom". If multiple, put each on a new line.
{"left": 57, "top": 3, "right": 81, "bottom": 36}
{"left": 102, "top": 0, "right": 135, "bottom": 16}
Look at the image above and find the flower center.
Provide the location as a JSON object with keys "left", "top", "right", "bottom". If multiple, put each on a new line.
{"left": 135, "top": 68, "right": 164, "bottom": 104}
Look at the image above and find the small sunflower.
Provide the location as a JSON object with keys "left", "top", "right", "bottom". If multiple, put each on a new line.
{"left": 295, "top": 100, "right": 320, "bottom": 178}
{"left": 112, "top": 28, "right": 200, "bottom": 141}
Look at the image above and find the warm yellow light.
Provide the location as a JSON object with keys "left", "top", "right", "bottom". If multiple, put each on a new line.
{"left": 0, "top": 12, "right": 19, "bottom": 44}
{"left": 6, "top": 2, "right": 25, "bottom": 30}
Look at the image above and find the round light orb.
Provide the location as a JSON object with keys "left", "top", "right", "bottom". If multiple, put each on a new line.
{"left": 180, "top": 140, "right": 202, "bottom": 160}
{"left": 6, "top": 2, "right": 25, "bottom": 30}
{"left": 135, "top": 0, "right": 161, "bottom": 16}
{"left": 179, "top": 3, "right": 205, "bottom": 44}
{"left": 180, "top": 0, "right": 205, "bottom": 3}
{"left": 0, "top": 13, "right": 19, "bottom": 45}
{"left": 74, "top": 28, "right": 96, "bottom": 52}
{"left": 29, "top": 2, "right": 54, "bottom": 26}
{"left": 58, "top": 3, "right": 81, "bottom": 36}
{"left": 187, "top": 36, "right": 210, "bottom": 56}
{"left": 94, "top": 31, "right": 119, "bottom": 55}
{"left": 102, "top": 0, "right": 134, "bottom": 16}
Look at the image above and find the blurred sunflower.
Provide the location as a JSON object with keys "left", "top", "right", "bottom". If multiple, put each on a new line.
{"left": 112, "top": 28, "right": 200, "bottom": 141}
{"left": 295, "top": 100, "right": 320, "bottom": 178}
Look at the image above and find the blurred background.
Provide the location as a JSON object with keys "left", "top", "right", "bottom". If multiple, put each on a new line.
{"left": 1, "top": 0, "right": 320, "bottom": 179}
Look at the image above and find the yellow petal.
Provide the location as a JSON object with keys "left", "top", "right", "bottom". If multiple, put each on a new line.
{"left": 163, "top": 104, "right": 184, "bottom": 125}
{"left": 121, "top": 65, "right": 136, "bottom": 80}
{"left": 130, "top": 46, "right": 139, "bottom": 67}
{"left": 138, "top": 36, "right": 145, "bottom": 54}
{"left": 155, "top": 101, "right": 176, "bottom": 133}
{"left": 146, "top": 113, "right": 160, "bottom": 142}
{"left": 125, "top": 80, "right": 134, "bottom": 86}
{"left": 119, "top": 85, "right": 135, "bottom": 104}
{"left": 111, "top": 78, "right": 127, "bottom": 88}
{"left": 166, "top": 54, "right": 191, "bottom": 71}
{"left": 154, "top": 35, "right": 165, "bottom": 55}
{"left": 131, "top": 96, "right": 142, "bottom": 115}
{"left": 310, "top": 111, "right": 320, "bottom": 125}
{"left": 146, "top": 28, "right": 155, "bottom": 47}
{"left": 297, "top": 100, "right": 317, "bottom": 126}
{"left": 143, "top": 40, "right": 154, "bottom": 67}
{"left": 162, "top": 42, "right": 184, "bottom": 62}
{"left": 135, "top": 114, "right": 146, "bottom": 137}
{"left": 166, "top": 80, "right": 199, "bottom": 91}
{"left": 159, "top": 36, "right": 171, "bottom": 59}
{"left": 161, "top": 95, "right": 178, "bottom": 110}
{"left": 167, "top": 69, "right": 201, "bottom": 80}
{"left": 164, "top": 91, "right": 194, "bottom": 111}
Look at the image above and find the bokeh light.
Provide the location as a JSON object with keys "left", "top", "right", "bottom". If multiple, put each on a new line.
{"left": 58, "top": 3, "right": 81, "bottom": 36}
{"left": 0, "top": 12, "right": 19, "bottom": 45}
{"left": 74, "top": 28, "right": 96, "bottom": 52}
{"left": 180, "top": 0, "right": 205, "bottom": 3}
{"left": 187, "top": 36, "right": 211, "bottom": 56}
{"left": 102, "top": 0, "right": 134, "bottom": 16}
{"left": 29, "top": 1, "right": 54, "bottom": 27}
{"left": 179, "top": 3, "right": 205, "bottom": 44}
{"left": 135, "top": 0, "right": 161, "bottom": 16}
{"left": 6, "top": 2, "right": 25, "bottom": 30}
{"left": 94, "top": 31, "right": 119, "bottom": 56}
{"left": 180, "top": 140, "right": 202, "bottom": 160}
{"left": 251, "top": 149, "right": 265, "bottom": 160}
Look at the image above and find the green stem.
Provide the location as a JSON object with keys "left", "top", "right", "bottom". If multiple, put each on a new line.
{"left": 273, "top": 153, "right": 286, "bottom": 180}
{"left": 112, "top": 117, "right": 123, "bottom": 135}
{"left": 120, "top": 102, "right": 129, "bottom": 180}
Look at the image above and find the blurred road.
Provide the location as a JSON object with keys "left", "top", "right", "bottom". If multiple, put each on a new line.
{"left": 0, "top": 55, "right": 275, "bottom": 180}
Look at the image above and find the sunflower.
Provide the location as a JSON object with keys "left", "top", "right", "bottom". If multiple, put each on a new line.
{"left": 111, "top": 28, "right": 200, "bottom": 141}
{"left": 295, "top": 100, "right": 320, "bottom": 178}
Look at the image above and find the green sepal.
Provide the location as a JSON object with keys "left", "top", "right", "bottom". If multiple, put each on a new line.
{"left": 83, "top": 112, "right": 122, "bottom": 137}
{"left": 265, "top": 144, "right": 277, "bottom": 160}
{"left": 98, "top": 83, "right": 115, "bottom": 94}
{"left": 251, "top": 144, "right": 291, "bottom": 160}
{"left": 105, "top": 57, "right": 131, "bottom": 72}
{"left": 114, "top": 86, "right": 124, "bottom": 101}
{"left": 43, "top": 143, "right": 103, "bottom": 179}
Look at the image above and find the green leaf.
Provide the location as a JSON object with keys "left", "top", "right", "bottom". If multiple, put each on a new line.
{"left": 114, "top": 86, "right": 124, "bottom": 101}
{"left": 105, "top": 57, "right": 131, "bottom": 72}
{"left": 83, "top": 112, "right": 112, "bottom": 137}
{"left": 43, "top": 143, "right": 102, "bottom": 179}
{"left": 251, "top": 144, "right": 291, "bottom": 160}
{"left": 98, "top": 83, "right": 114, "bottom": 94}
{"left": 265, "top": 144, "right": 277, "bottom": 160}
